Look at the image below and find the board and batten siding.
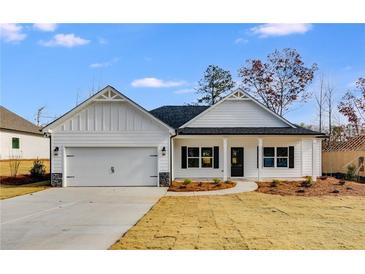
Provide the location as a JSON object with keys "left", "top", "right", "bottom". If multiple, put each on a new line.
{"left": 187, "top": 100, "right": 289, "bottom": 128}
{"left": 51, "top": 101, "right": 170, "bottom": 176}
{"left": 173, "top": 136, "right": 321, "bottom": 179}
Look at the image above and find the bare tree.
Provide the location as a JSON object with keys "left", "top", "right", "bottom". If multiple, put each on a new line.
{"left": 326, "top": 82, "right": 335, "bottom": 140}
{"left": 314, "top": 75, "right": 326, "bottom": 132}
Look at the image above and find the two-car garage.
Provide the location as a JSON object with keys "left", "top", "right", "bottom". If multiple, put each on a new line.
{"left": 65, "top": 147, "right": 159, "bottom": 187}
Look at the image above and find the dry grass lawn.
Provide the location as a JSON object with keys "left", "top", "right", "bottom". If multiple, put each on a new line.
{"left": 0, "top": 159, "right": 50, "bottom": 177}
{"left": 111, "top": 192, "right": 365, "bottom": 250}
{"left": 0, "top": 181, "right": 50, "bottom": 200}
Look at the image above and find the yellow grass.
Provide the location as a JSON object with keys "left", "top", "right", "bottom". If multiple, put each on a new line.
{"left": 0, "top": 181, "right": 50, "bottom": 200}
{"left": 0, "top": 159, "right": 50, "bottom": 177}
{"left": 111, "top": 192, "right": 365, "bottom": 250}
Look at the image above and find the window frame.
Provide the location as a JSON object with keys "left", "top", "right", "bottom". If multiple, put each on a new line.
{"left": 201, "top": 147, "right": 213, "bottom": 168}
{"left": 12, "top": 137, "right": 20, "bottom": 149}
{"left": 186, "top": 146, "right": 214, "bottom": 169}
{"left": 262, "top": 146, "right": 289, "bottom": 168}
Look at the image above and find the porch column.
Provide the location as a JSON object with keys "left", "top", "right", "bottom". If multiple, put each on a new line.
{"left": 312, "top": 139, "right": 316, "bottom": 179}
{"left": 223, "top": 137, "right": 228, "bottom": 181}
{"left": 257, "top": 138, "right": 263, "bottom": 181}
{"left": 171, "top": 137, "right": 174, "bottom": 181}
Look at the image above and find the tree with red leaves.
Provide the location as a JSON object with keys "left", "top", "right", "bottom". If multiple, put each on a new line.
{"left": 338, "top": 76, "right": 365, "bottom": 135}
{"left": 238, "top": 48, "right": 317, "bottom": 116}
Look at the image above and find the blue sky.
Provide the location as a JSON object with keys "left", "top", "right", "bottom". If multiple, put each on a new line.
{"left": 1, "top": 23, "right": 364, "bottom": 126}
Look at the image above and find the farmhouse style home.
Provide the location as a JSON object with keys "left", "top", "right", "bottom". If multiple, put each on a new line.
{"left": 42, "top": 86, "right": 324, "bottom": 187}
{"left": 0, "top": 106, "right": 49, "bottom": 160}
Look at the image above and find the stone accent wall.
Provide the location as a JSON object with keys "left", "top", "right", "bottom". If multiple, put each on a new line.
{"left": 51, "top": 173, "right": 63, "bottom": 187}
{"left": 159, "top": 172, "right": 170, "bottom": 187}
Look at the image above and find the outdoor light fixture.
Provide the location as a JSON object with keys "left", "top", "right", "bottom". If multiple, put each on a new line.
{"left": 161, "top": 146, "right": 166, "bottom": 156}
{"left": 53, "top": 146, "right": 59, "bottom": 156}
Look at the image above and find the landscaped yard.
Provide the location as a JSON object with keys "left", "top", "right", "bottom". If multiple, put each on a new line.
{"left": 0, "top": 181, "right": 50, "bottom": 200}
{"left": 0, "top": 159, "right": 50, "bottom": 177}
{"left": 111, "top": 191, "right": 365, "bottom": 250}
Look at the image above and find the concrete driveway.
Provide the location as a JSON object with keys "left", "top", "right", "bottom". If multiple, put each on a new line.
{"left": 0, "top": 187, "right": 167, "bottom": 250}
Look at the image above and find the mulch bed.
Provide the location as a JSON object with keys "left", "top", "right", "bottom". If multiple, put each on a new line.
{"left": 0, "top": 174, "right": 50, "bottom": 185}
{"left": 256, "top": 176, "right": 365, "bottom": 196}
{"left": 168, "top": 181, "right": 236, "bottom": 192}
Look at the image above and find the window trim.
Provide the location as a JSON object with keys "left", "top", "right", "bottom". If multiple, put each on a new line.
{"left": 263, "top": 146, "right": 289, "bottom": 168}
{"left": 201, "top": 147, "right": 213, "bottom": 168}
{"left": 12, "top": 137, "right": 20, "bottom": 149}
{"left": 186, "top": 146, "right": 214, "bottom": 169}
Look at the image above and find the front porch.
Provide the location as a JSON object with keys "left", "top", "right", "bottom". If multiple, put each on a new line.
{"left": 171, "top": 135, "right": 321, "bottom": 181}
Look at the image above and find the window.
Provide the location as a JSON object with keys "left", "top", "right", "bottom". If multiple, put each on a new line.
{"left": 12, "top": 137, "right": 20, "bottom": 149}
{"left": 276, "top": 147, "right": 288, "bottom": 168}
{"left": 201, "top": 147, "right": 213, "bottom": 168}
{"left": 187, "top": 147, "right": 199, "bottom": 168}
{"left": 263, "top": 147, "right": 275, "bottom": 167}
{"left": 263, "top": 146, "right": 289, "bottom": 168}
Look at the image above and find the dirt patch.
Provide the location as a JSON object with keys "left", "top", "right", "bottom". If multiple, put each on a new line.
{"left": 168, "top": 181, "right": 236, "bottom": 192}
{"left": 256, "top": 177, "right": 365, "bottom": 196}
{"left": 0, "top": 174, "right": 50, "bottom": 185}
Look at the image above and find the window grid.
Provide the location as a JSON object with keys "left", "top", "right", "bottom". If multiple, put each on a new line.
{"left": 187, "top": 147, "right": 214, "bottom": 169}
{"left": 263, "top": 147, "right": 289, "bottom": 168}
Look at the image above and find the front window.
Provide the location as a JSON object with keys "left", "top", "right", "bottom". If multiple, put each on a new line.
{"left": 12, "top": 137, "right": 20, "bottom": 149}
{"left": 201, "top": 147, "right": 213, "bottom": 168}
{"left": 276, "top": 147, "right": 288, "bottom": 168}
{"left": 263, "top": 147, "right": 275, "bottom": 167}
{"left": 187, "top": 147, "right": 200, "bottom": 168}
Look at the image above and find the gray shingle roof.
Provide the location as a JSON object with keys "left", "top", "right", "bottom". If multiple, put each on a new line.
{"left": 150, "top": 105, "right": 209, "bottom": 129}
{"left": 0, "top": 106, "right": 42, "bottom": 135}
{"left": 177, "top": 127, "right": 325, "bottom": 136}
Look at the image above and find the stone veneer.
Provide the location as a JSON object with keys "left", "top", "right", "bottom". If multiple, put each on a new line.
{"left": 51, "top": 173, "right": 63, "bottom": 187}
{"left": 159, "top": 172, "right": 170, "bottom": 187}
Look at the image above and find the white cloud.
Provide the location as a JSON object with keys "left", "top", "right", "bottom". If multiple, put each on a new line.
{"left": 234, "top": 38, "right": 249, "bottom": 44}
{"left": 174, "top": 88, "right": 195, "bottom": 94}
{"left": 0, "top": 23, "right": 26, "bottom": 42}
{"left": 131, "top": 77, "right": 186, "bottom": 88}
{"left": 251, "top": 23, "right": 312, "bottom": 38}
{"left": 89, "top": 58, "right": 119, "bottom": 68}
{"left": 33, "top": 23, "right": 58, "bottom": 32}
{"left": 39, "top": 33, "right": 90, "bottom": 48}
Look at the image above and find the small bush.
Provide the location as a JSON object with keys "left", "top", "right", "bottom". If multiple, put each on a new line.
{"left": 212, "top": 178, "right": 221, "bottom": 184}
{"left": 183, "top": 178, "right": 192, "bottom": 185}
{"left": 8, "top": 155, "right": 21, "bottom": 177}
{"left": 301, "top": 176, "right": 313, "bottom": 188}
{"left": 29, "top": 159, "right": 46, "bottom": 179}
{"left": 346, "top": 164, "right": 357, "bottom": 181}
{"left": 270, "top": 179, "right": 280, "bottom": 187}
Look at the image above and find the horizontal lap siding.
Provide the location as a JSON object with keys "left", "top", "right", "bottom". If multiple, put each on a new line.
{"left": 188, "top": 100, "right": 288, "bottom": 127}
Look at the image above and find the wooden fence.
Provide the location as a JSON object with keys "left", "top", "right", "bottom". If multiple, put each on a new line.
{"left": 322, "top": 151, "right": 365, "bottom": 179}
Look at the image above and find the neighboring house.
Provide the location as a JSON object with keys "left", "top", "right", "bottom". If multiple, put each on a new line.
{"left": 0, "top": 106, "right": 49, "bottom": 160}
{"left": 322, "top": 135, "right": 365, "bottom": 181}
{"left": 42, "top": 86, "right": 324, "bottom": 187}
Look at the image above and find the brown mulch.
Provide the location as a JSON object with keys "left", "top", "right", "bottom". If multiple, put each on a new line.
{"left": 168, "top": 181, "right": 236, "bottom": 192}
{"left": 256, "top": 177, "right": 365, "bottom": 196}
{"left": 0, "top": 174, "right": 50, "bottom": 185}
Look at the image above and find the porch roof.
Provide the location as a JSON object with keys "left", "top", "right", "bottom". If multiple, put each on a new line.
{"left": 176, "top": 127, "right": 325, "bottom": 136}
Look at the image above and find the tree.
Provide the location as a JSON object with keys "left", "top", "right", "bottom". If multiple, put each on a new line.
{"left": 315, "top": 75, "right": 326, "bottom": 132}
{"left": 338, "top": 76, "right": 365, "bottom": 135}
{"left": 239, "top": 48, "right": 317, "bottom": 116}
{"left": 196, "top": 65, "right": 235, "bottom": 105}
{"left": 326, "top": 82, "right": 335, "bottom": 140}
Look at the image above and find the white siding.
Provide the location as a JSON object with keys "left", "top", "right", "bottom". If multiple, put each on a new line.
{"left": 187, "top": 100, "right": 288, "bottom": 128}
{"left": 0, "top": 130, "right": 49, "bottom": 160}
{"left": 51, "top": 101, "right": 170, "bottom": 177}
{"left": 173, "top": 136, "right": 320, "bottom": 180}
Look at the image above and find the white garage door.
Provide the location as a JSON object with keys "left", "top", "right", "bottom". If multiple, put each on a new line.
{"left": 65, "top": 147, "right": 158, "bottom": 186}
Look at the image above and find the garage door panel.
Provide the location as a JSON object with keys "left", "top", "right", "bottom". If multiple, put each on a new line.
{"left": 66, "top": 147, "right": 158, "bottom": 186}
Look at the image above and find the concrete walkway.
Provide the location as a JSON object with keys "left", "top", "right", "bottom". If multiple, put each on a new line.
{"left": 0, "top": 187, "right": 167, "bottom": 250}
{"left": 165, "top": 181, "right": 258, "bottom": 196}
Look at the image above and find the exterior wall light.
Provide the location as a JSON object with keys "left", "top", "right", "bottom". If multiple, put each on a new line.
{"left": 161, "top": 146, "right": 166, "bottom": 156}
{"left": 54, "top": 146, "right": 59, "bottom": 156}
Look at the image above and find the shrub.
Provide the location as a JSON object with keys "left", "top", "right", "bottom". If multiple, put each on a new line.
{"left": 29, "top": 158, "right": 46, "bottom": 179}
{"left": 270, "top": 179, "right": 280, "bottom": 187}
{"left": 8, "top": 155, "right": 21, "bottom": 177}
{"left": 346, "top": 164, "right": 357, "bottom": 181}
{"left": 302, "top": 176, "right": 313, "bottom": 187}
{"left": 212, "top": 178, "right": 221, "bottom": 184}
{"left": 183, "top": 178, "right": 192, "bottom": 185}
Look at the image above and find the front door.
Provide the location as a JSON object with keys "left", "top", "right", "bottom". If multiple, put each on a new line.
{"left": 231, "top": 147, "right": 244, "bottom": 177}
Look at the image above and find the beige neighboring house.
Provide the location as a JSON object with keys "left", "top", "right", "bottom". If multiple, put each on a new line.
{"left": 0, "top": 106, "right": 49, "bottom": 160}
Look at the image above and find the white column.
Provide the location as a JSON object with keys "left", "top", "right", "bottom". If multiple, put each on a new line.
{"left": 258, "top": 138, "right": 263, "bottom": 182}
{"left": 171, "top": 137, "right": 174, "bottom": 181}
{"left": 312, "top": 139, "right": 316, "bottom": 179}
{"left": 223, "top": 137, "right": 228, "bottom": 181}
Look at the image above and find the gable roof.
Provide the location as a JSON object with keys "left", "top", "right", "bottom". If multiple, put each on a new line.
{"left": 323, "top": 135, "right": 365, "bottom": 152}
{"left": 149, "top": 105, "right": 209, "bottom": 129}
{"left": 0, "top": 106, "right": 42, "bottom": 135}
{"left": 180, "top": 88, "right": 297, "bottom": 128}
{"left": 42, "top": 85, "right": 175, "bottom": 133}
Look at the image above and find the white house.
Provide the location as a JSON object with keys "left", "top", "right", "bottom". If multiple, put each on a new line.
{"left": 0, "top": 106, "right": 49, "bottom": 160}
{"left": 42, "top": 86, "right": 324, "bottom": 187}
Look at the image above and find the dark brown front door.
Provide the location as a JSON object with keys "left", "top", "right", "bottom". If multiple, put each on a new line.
{"left": 231, "top": 147, "right": 244, "bottom": 177}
